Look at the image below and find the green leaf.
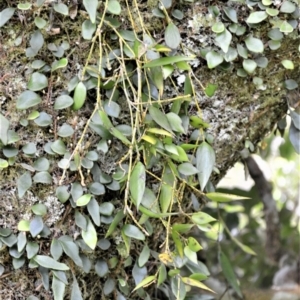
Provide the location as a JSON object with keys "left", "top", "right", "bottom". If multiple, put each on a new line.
{"left": 246, "top": 11, "right": 268, "bottom": 23}
{"left": 58, "top": 123, "right": 74, "bottom": 137}
{"left": 289, "top": 122, "right": 300, "bottom": 154}
{"left": 184, "top": 246, "right": 198, "bottom": 264}
{"left": 196, "top": 142, "right": 215, "bottom": 190}
{"left": 215, "top": 29, "right": 232, "bottom": 53}
{"left": 27, "top": 72, "right": 48, "bottom": 91}
{"left": 266, "top": 8, "right": 279, "bottom": 16}
{"left": 54, "top": 3, "right": 69, "bottom": 15}
{"left": 280, "top": 1, "right": 296, "bottom": 13}
{"left": 178, "top": 163, "right": 199, "bottom": 176}
{"left": 17, "top": 91, "right": 42, "bottom": 110}
{"left": 59, "top": 240, "right": 83, "bottom": 268}
{"left": 51, "top": 58, "right": 68, "bottom": 71}
{"left": 33, "top": 171, "right": 52, "bottom": 184}
{"left": 144, "top": 56, "right": 195, "bottom": 68}
{"left": 34, "top": 17, "right": 47, "bottom": 29}
{"left": 95, "top": 259, "right": 109, "bottom": 277}
{"left": 129, "top": 162, "right": 146, "bottom": 210}
{"left": 87, "top": 197, "right": 101, "bottom": 226}
{"left": 34, "top": 112, "right": 52, "bottom": 127}
{"left": 71, "top": 275, "right": 83, "bottom": 300}
{"left": 76, "top": 194, "right": 93, "bottom": 206}
{"left": 191, "top": 212, "right": 216, "bottom": 225}
{"left": 17, "top": 232, "right": 27, "bottom": 252}
{"left": 17, "top": 172, "right": 32, "bottom": 198}
{"left": 243, "top": 59, "right": 257, "bottom": 74}
{"left": 107, "top": 0, "right": 121, "bottom": 15}
{"left": 166, "top": 112, "right": 185, "bottom": 133}
{"left": 245, "top": 36, "right": 264, "bottom": 53}
{"left": 132, "top": 275, "right": 156, "bottom": 292}
{"left": 188, "top": 237, "right": 202, "bottom": 252}
{"left": 0, "top": 8, "right": 16, "bottom": 27}
{"left": 138, "top": 244, "right": 150, "bottom": 267}
{"left": 18, "top": 220, "right": 30, "bottom": 231}
{"left": 0, "top": 158, "right": 8, "bottom": 168}
{"left": 279, "top": 21, "right": 294, "bottom": 33}
{"left": 82, "top": 20, "right": 96, "bottom": 40}
{"left": 56, "top": 186, "right": 70, "bottom": 203}
{"left": 26, "top": 242, "right": 39, "bottom": 259}
{"left": 212, "top": 22, "right": 225, "bottom": 33}
{"left": 83, "top": 0, "right": 98, "bottom": 23}
{"left": 105, "top": 210, "right": 126, "bottom": 238}
{"left": 181, "top": 277, "right": 214, "bottom": 293}
{"left": 224, "top": 7, "right": 237, "bottom": 23}
{"left": 0, "top": 113, "right": 10, "bottom": 145}
{"left": 165, "top": 23, "right": 181, "bottom": 49}
{"left": 149, "top": 106, "right": 173, "bottom": 133}
{"left": 29, "top": 30, "right": 44, "bottom": 54}
{"left": 30, "top": 216, "right": 44, "bottom": 237}
{"left": 52, "top": 275, "right": 66, "bottom": 300}
{"left": 206, "top": 192, "right": 250, "bottom": 202}
{"left": 205, "top": 83, "right": 218, "bottom": 97}
{"left": 99, "top": 202, "right": 115, "bottom": 215}
{"left": 32, "top": 203, "right": 47, "bottom": 216}
{"left": 206, "top": 51, "right": 223, "bottom": 69}
{"left": 123, "top": 224, "right": 145, "bottom": 240}
{"left": 72, "top": 82, "right": 87, "bottom": 111}
{"left": 51, "top": 139, "right": 67, "bottom": 155}
{"left": 220, "top": 251, "right": 242, "bottom": 297}
{"left": 281, "top": 59, "right": 294, "bottom": 69}
{"left": 34, "top": 255, "right": 69, "bottom": 270}
{"left": 82, "top": 218, "right": 97, "bottom": 249}
{"left": 51, "top": 239, "right": 63, "bottom": 261}
{"left": 104, "top": 100, "right": 120, "bottom": 118}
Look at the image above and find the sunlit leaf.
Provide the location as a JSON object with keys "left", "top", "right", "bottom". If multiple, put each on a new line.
{"left": 132, "top": 275, "right": 156, "bottom": 292}
{"left": 206, "top": 192, "right": 250, "bottom": 202}
{"left": 76, "top": 194, "right": 93, "bottom": 206}
{"left": 181, "top": 277, "right": 214, "bottom": 293}
{"left": 51, "top": 58, "right": 68, "bottom": 71}
{"left": 246, "top": 11, "right": 268, "bottom": 23}
{"left": 72, "top": 82, "right": 87, "bottom": 111}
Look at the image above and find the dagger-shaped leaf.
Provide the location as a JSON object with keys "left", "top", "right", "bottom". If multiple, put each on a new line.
{"left": 196, "top": 142, "right": 215, "bottom": 190}
{"left": 129, "top": 162, "right": 146, "bottom": 210}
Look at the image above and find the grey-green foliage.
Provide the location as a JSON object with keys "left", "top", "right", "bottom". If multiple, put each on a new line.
{"left": 0, "top": 0, "right": 299, "bottom": 299}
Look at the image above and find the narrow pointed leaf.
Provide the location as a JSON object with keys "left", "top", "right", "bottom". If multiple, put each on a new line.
{"left": 206, "top": 192, "right": 250, "bottom": 202}
{"left": 196, "top": 142, "right": 215, "bottom": 190}
{"left": 129, "top": 162, "right": 146, "bottom": 210}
